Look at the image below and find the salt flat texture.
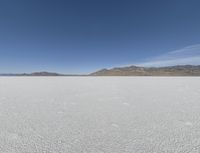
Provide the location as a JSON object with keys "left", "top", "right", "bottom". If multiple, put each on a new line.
{"left": 0, "top": 77, "right": 200, "bottom": 153}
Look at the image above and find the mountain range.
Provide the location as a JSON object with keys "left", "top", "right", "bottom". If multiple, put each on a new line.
{"left": 1, "top": 65, "right": 200, "bottom": 76}
{"left": 0, "top": 72, "right": 65, "bottom": 76}
{"left": 90, "top": 65, "right": 200, "bottom": 76}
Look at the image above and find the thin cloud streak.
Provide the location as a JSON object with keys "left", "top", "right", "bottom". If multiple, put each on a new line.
{"left": 136, "top": 44, "right": 200, "bottom": 67}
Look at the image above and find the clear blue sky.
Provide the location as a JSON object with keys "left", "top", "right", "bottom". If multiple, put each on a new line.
{"left": 0, "top": 0, "right": 200, "bottom": 74}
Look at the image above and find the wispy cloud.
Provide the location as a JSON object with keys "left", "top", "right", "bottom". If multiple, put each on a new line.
{"left": 137, "top": 44, "right": 200, "bottom": 67}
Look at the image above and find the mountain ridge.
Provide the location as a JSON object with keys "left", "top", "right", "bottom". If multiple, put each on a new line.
{"left": 0, "top": 71, "right": 81, "bottom": 76}
{"left": 1, "top": 65, "right": 200, "bottom": 76}
{"left": 90, "top": 65, "right": 200, "bottom": 76}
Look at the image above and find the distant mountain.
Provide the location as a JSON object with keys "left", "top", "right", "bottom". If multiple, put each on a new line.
{"left": 0, "top": 72, "right": 64, "bottom": 76}
{"left": 1, "top": 65, "right": 200, "bottom": 76}
{"left": 30, "top": 72, "right": 62, "bottom": 76}
{"left": 90, "top": 65, "right": 200, "bottom": 76}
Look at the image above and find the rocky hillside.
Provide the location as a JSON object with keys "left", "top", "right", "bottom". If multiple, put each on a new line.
{"left": 90, "top": 65, "right": 200, "bottom": 76}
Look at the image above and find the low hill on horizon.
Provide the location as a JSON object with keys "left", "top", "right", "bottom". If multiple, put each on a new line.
{"left": 0, "top": 71, "right": 87, "bottom": 76}
{"left": 0, "top": 71, "right": 64, "bottom": 76}
{"left": 1, "top": 65, "right": 200, "bottom": 76}
{"left": 90, "top": 65, "right": 200, "bottom": 76}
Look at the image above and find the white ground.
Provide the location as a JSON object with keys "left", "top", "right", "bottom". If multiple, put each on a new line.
{"left": 0, "top": 77, "right": 200, "bottom": 153}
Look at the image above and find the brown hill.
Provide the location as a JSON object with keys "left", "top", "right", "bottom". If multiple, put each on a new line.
{"left": 90, "top": 65, "right": 200, "bottom": 76}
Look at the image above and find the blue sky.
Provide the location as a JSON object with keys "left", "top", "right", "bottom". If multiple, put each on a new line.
{"left": 0, "top": 0, "right": 200, "bottom": 74}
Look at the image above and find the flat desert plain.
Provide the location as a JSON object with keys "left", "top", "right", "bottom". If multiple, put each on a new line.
{"left": 0, "top": 77, "right": 200, "bottom": 153}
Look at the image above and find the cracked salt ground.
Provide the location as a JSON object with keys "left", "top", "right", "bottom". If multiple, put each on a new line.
{"left": 57, "top": 111, "right": 65, "bottom": 114}
{"left": 184, "top": 122, "right": 193, "bottom": 127}
{"left": 122, "top": 102, "right": 130, "bottom": 106}
{"left": 111, "top": 123, "right": 119, "bottom": 128}
{"left": 0, "top": 77, "right": 200, "bottom": 153}
{"left": 7, "top": 133, "right": 20, "bottom": 141}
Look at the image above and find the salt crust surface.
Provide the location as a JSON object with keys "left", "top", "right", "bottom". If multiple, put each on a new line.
{"left": 0, "top": 77, "right": 200, "bottom": 153}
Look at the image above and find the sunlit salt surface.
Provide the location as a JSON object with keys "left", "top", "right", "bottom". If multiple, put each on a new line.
{"left": 0, "top": 77, "right": 200, "bottom": 153}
